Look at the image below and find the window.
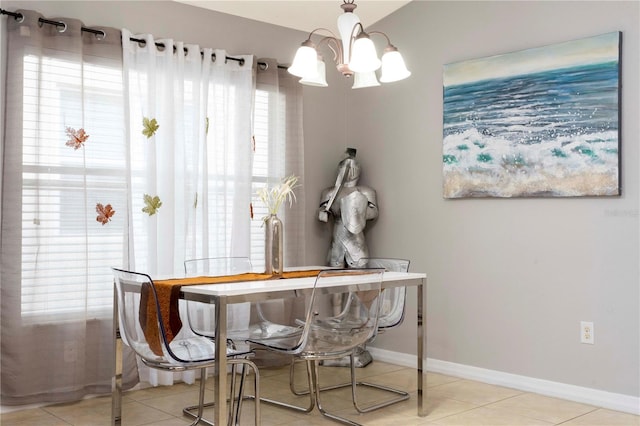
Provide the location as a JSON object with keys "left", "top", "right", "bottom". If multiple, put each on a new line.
{"left": 19, "top": 55, "right": 285, "bottom": 320}
{"left": 250, "top": 88, "right": 271, "bottom": 265}
{"left": 20, "top": 53, "right": 127, "bottom": 321}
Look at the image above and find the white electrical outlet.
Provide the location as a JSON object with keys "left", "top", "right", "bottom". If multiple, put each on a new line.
{"left": 581, "top": 321, "right": 594, "bottom": 344}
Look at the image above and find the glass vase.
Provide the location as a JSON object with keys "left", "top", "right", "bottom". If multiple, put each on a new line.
{"left": 264, "top": 214, "right": 283, "bottom": 276}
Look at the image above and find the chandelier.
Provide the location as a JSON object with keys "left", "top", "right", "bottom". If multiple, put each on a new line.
{"left": 287, "top": 0, "right": 411, "bottom": 88}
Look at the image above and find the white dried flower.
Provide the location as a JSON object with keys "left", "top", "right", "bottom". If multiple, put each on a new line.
{"left": 257, "top": 175, "right": 299, "bottom": 217}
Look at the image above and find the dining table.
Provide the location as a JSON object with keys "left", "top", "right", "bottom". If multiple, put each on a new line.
{"left": 111, "top": 267, "right": 427, "bottom": 425}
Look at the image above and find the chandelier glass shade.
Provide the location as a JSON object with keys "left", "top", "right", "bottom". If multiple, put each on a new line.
{"left": 287, "top": 41, "right": 318, "bottom": 78}
{"left": 299, "top": 57, "right": 329, "bottom": 87}
{"left": 288, "top": 0, "right": 410, "bottom": 88}
{"left": 352, "top": 71, "right": 381, "bottom": 89}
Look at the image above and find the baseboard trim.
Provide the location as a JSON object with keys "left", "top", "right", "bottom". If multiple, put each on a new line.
{"left": 367, "top": 347, "right": 640, "bottom": 415}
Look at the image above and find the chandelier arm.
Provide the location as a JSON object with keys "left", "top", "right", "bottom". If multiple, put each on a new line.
{"left": 316, "top": 36, "right": 343, "bottom": 64}
{"left": 367, "top": 30, "right": 392, "bottom": 46}
{"left": 305, "top": 28, "right": 345, "bottom": 64}
{"left": 308, "top": 27, "right": 339, "bottom": 40}
{"left": 346, "top": 22, "right": 366, "bottom": 64}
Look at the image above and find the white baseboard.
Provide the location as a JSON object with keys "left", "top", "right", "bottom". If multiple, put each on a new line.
{"left": 367, "top": 347, "right": 640, "bottom": 416}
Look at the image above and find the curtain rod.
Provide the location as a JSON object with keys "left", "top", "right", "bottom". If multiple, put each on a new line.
{"left": 1, "top": 8, "right": 286, "bottom": 70}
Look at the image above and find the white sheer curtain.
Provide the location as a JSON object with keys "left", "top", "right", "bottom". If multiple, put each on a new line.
{"left": 252, "top": 59, "right": 306, "bottom": 266}
{"left": 1, "top": 9, "right": 305, "bottom": 403}
{"left": 121, "top": 29, "right": 255, "bottom": 385}
{"left": 1, "top": 10, "right": 124, "bottom": 404}
{"left": 247, "top": 60, "right": 307, "bottom": 339}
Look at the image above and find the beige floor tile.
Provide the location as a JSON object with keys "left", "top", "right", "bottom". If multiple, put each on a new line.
{"left": 1, "top": 407, "right": 56, "bottom": 422}
{"left": 145, "top": 418, "right": 191, "bottom": 425}
{"left": 236, "top": 398, "right": 301, "bottom": 426}
{"left": 3, "top": 362, "right": 639, "bottom": 426}
{"left": 357, "top": 368, "right": 419, "bottom": 393}
{"left": 278, "top": 413, "right": 340, "bottom": 425}
{"left": 428, "top": 379, "right": 523, "bottom": 405}
{"left": 41, "top": 396, "right": 113, "bottom": 426}
{"left": 426, "top": 372, "right": 463, "bottom": 388}
{"left": 331, "top": 394, "right": 459, "bottom": 425}
{"left": 561, "top": 408, "right": 640, "bottom": 425}
{"left": 486, "top": 393, "right": 597, "bottom": 424}
{"left": 125, "top": 382, "right": 194, "bottom": 401}
{"left": 392, "top": 394, "right": 480, "bottom": 422}
{"left": 119, "top": 401, "right": 185, "bottom": 426}
{"left": 0, "top": 408, "right": 69, "bottom": 426}
{"left": 431, "top": 406, "right": 554, "bottom": 425}
{"left": 139, "top": 389, "right": 203, "bottom": 418}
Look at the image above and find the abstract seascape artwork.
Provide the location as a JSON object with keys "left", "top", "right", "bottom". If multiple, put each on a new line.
{"left": 442, "top": 32, "right": 621, "bottom": 198}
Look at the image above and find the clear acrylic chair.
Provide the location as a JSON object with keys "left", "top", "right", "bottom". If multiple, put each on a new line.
{"left": 184, "top": 257, "right": 295, "bottom": 344}
{"left": 183, "top": 257, "right": 253, "bottom": 343}
{"left": 112, "top": 267, "right": 260, "bottom": 426}
{"left": 350, "top": 258, "right": 411, "bottom": 411}
{"left": 289, "top": 258, "right": 411, "bottom": 413}
{"left": 247, "top": 268, "right": 385, "bottom": 426}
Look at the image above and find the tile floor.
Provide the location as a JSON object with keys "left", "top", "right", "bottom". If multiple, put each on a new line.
{"left": 2, "top": 360, "right": 638, "bottom": 426}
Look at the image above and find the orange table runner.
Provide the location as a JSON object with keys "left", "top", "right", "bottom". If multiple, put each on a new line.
{"left": 141, "top": 270, "right": 323, "bottom": 355}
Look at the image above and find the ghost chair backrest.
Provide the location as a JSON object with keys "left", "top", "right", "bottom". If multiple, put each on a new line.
{"left": 184, "top": 257, "right": 253, "bottom": 277}
{"left": 183, "top": 257, "right": 254, "bottom": 342}
{"left": 112, "top": 267, "right": 217, "bottom": 365}
{"left": 363, "top": 258, "right": 410, "bottom": 330}
{"left": 249, "top": 268, "right": 385, "bottom": 358}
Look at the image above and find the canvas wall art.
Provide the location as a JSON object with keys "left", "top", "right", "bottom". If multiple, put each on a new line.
{"left": 442, "top": 32, "right": 621, "bottom": 198}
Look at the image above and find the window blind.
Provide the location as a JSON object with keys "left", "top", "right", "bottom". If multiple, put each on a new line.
{"left": 20, "top": 54, "right": 127, "bottom": 321}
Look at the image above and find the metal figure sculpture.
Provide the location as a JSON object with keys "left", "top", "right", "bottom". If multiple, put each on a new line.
{"left": 318, "top": 148, "right": 379, "bottom": 367}
{"left": 318, "top": 148, "right": 378, "bottom": 268}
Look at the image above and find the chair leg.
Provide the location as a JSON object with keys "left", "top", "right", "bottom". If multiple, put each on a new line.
{"left": 182, "top": 359, "right": 261, "bottom": 426}
{"left": 231, "top": 359, "right": 261, "bottom": 426}
{"left": 289, "top": 353, "right": 410, "bottom": 413}
{"left": 348, "top": 353, "right": 410, "bottom": 413}
{"left": 262, "top": 360, "right": 362, "bottom": 426}
{"left": 233, "top": 363, "right": 248, "bottom": 425}
{"left": 311, "top": 360, "right": 363, "bottom": 426}
{"left": 289, "top": 358, "right": 350, "bottom": 396}
{"left": 257, "top": 359, "right": 316, "bottom": 414}
{"left": 181, "top": 368, "right": 215, "bottom": 426}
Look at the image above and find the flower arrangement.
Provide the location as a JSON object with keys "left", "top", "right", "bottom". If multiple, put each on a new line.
{"left": 257, "top": 175, "right": 299, "bottom": 217}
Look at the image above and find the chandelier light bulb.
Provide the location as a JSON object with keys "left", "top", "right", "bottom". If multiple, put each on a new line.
{"left": 352, "top": 71, "right": 380, "bottom": 89}
{"left": 379, "top": 47, "right": 411, "bottom": 83}
{"left": 348, "top": 34, "right": 381, "bottom": 73}
{"left": 288, "top": 41, "right": 319, "bottom": 78}
{"left": 300, "top": 57, "right": 328, "bottom": 87}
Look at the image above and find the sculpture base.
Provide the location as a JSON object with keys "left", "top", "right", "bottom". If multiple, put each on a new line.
{"left": 321, "top": 346, "right": 372, "bottom": 368}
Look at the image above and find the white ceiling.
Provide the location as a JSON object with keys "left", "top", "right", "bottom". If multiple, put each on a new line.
{"left": 174, "top": 1, "right": 412, "bottom": 34}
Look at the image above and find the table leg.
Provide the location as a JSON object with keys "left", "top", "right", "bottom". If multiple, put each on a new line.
{"left": 418, "top": 278, "right": 427, "bottom": 416}
{"left": 213, "top": 295, "right": 228, "bottom": 426}
{"left": 112, "top": 285, "right": 122, "bottom": 425}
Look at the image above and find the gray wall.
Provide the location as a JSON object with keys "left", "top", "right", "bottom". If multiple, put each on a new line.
{"left": 355, "top": 1, "right": 639, "bottom": 398}
{"left": 3, "top": 0, "right": 638, "bottom": 400}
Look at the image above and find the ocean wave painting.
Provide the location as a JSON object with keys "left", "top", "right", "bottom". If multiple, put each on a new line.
{"left": 443, "top": 32, "right": 621, "bottom": 198}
